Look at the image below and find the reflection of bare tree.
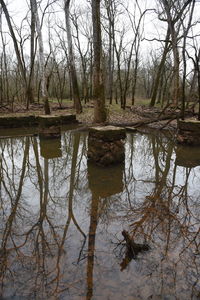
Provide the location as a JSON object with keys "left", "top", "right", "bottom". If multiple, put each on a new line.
{"left": 86, "top": 161, "right": 124, "bottom": 299}
{"left": 0, "top": 137, "right": 30, "bottom": 290}
{"left": 29, "top": 133, "right": 87, "bottom": 296}
{"left": 86, "top": 193, "right": 99, "bottom": 300}
{"left": 50, "top": 133, "right": 86, "bottom": 295}
{"left": 0, "top": 132, "right": 88, "bottom": 298}
{"left": 66, "top": 133, "right": 86, "bottom": 239}
{"left": 122, "top": 133, "right": 200, "bottom": 298}
{"left": 129, "top": 135, "right": 191, "bottom": 240}
{"left": 1, "top": 130, "right": 200, "bottom": 299}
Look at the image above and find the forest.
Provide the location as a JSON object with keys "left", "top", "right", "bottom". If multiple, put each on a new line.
{"left": 1, "top": 1, "right": 200, "bottom": 299}
{"left": 0, "top": 0, "right": 200, "bottom": 123}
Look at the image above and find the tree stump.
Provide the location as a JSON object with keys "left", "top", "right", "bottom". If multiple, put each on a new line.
{"left": 88, "top": 126, "right": 126, "bottom": 166}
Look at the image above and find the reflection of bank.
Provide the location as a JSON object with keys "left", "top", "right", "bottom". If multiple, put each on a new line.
{"left": 38, "top": 115, "right": 62, "bottom": 159}
{"left": 86, "top": 161, "right": 124, "bottom": 299}
{"left": 177, "top": 119, "right": 200, "bottom": 145}
{"left": 175, "top": 145, "right": 200, "bottom": 168}
{"left": 39, "top": 136, "right": 62, "bottom": 159}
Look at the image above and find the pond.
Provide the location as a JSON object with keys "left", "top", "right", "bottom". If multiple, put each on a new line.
{"left": 0, "top": 127, "right": 200, "bottom": 300}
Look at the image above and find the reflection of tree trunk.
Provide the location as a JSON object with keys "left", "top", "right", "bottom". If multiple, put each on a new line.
{"left": 52, "top": 133, "right": 85, "bottom": 290}
{"left": 152, "top": 136, "right": 161, "bottom": 185}
{"left": 32, "top": 137, "right": 43, "bottom": 199}
{"left": 68, "top": 133, "right": 85, "bottom": 236}
{"left": 41, "top": 158, "right": 49, "bottom": 220}
{"left": 1, "top": 137, "right": 29, "bottom": 250}
{"left": 0, "top": 137, "right": 29, "bottom": 288}
{"left": 86, "top": 195, "right": 99, "bottom": 300}
{"left": 58, "top": 133, "right": 85, "bottom": 248}
{"left": 152, "top": 135, "right": 173, "bottom": 196}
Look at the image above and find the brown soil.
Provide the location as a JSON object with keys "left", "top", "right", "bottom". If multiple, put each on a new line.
{"left": 0, "top": 102, "right": 74, "bottom": 116}
{"left": 0, "top": 102, "right": 196, "bottom": 131}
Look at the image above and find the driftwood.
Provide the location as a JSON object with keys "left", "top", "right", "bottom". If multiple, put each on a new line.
{"left": 75, "top": 115, "right": 177, "bottom": 132}
{"left": 111, "top": 104, "right": 194, "bottom": 130}
{"left": 120, "top": 230, "right": 150, "bottom": 271}
{"left": 122, "top": 230, "right": 150, "bottom": 254}
{"left": 108, "top": 114, "right": 178, "bottom": 129}
{"left": 159, "top": 117, "right": 177, "bottom": 130}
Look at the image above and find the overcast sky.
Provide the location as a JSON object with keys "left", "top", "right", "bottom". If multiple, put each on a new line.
{"left": 1, "top": 0, "right": 200, "bottom": 64}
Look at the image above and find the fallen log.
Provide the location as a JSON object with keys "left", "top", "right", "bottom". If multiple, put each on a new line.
{"left": 108, "top": 114, "right": 178, "bottom": 128}
{"left": 122, "top": 230, "right": 150, "bottom": 257}
{"left": 120, "top": 230, "right": 150, "bottom": 271}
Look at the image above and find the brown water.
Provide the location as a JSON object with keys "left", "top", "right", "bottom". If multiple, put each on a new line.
{"left": 0, "top": 128, "right": 200, "bottom": 300}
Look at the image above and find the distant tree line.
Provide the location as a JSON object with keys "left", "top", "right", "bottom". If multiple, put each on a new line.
{"left": 0, "top": 0, "right": 200, "bottom": 121}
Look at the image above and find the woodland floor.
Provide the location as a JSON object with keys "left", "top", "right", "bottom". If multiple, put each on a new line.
{"left": 0, "top": 100, "right": 196, "bottom": 131}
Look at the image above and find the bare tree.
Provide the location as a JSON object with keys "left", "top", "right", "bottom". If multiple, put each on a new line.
{"left": 0, "top": 8, "right": 9, "bottom": 105}
{"left": 64, "top": 0, "right": 82, "bottom": 114}
{"left": 26, "top": 0, "right": 37, "bottom": 108}
{"left": 32, "top": 0, "right": 51, "bottom": 114}
{"left": 158, "top": 0, "right": 193, "bottom": 106}
{"left": 105, "top": 0, "right": 115, "bottom": 104}
{"left": 126, "top": 1, "right": 149, "bottom": 106}
{"left": 150, "top": 27, "right": 171, "bottom": 107}
{"left": 71, "top": 8, "right": 91, "bottom": 104}
{"left": 0, "top": 0, "right": 28, "bottom": 102}
{"left": 188, "top": 46, "right": 200, "bottom": 120}
{"left": 92, "top": 0, "right": 107, "bottom": 123}
{"left": 180, "top": 0, "right": 195, "bottom": 119}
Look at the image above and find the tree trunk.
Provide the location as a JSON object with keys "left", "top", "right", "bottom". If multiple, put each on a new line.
{"left": 160, "top": 0, "right": 193, "bottom": 107}
{"left": 150, "top": 28, "right": 170, "bottom": 107}
{"left": 91, "top": 0, "right": 107, "bottom": 123}
{"left": 196, "top": 50, "right": 200, "bottom": 120}
{"left": 32, "top": 0, "right": 51, "bottom": 114}
{"left": 181, "top": 0, "right": 195, "bottom": 120}
{"left": 26, "top": 0, "right": 37, "bottom": 109}
{"left": 0, "top": 0, "right": 28, "bottom": 97}
{"left": 106, "top": 0, "right": 114, "bottom": 105}
{"left": 0, "top": 15, "right": 9, "bottom": 104}
{"left": 64, "top": 0, "right": 82, "bottom": 114}
{"left": 131, "top": 47, "right": 139, "bottom": 106}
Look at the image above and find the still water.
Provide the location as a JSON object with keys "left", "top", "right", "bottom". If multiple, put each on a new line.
{"left": 0, "top": 127, "right": 200, "bottom": 300}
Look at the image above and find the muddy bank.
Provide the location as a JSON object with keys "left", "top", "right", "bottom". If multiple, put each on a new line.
{"left": 0, "top": 114, "right": 78, "bottom": 129}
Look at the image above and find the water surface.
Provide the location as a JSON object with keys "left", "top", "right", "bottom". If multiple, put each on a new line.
{"left": 0, "top": 128, "right": 200, "bottom": 300}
